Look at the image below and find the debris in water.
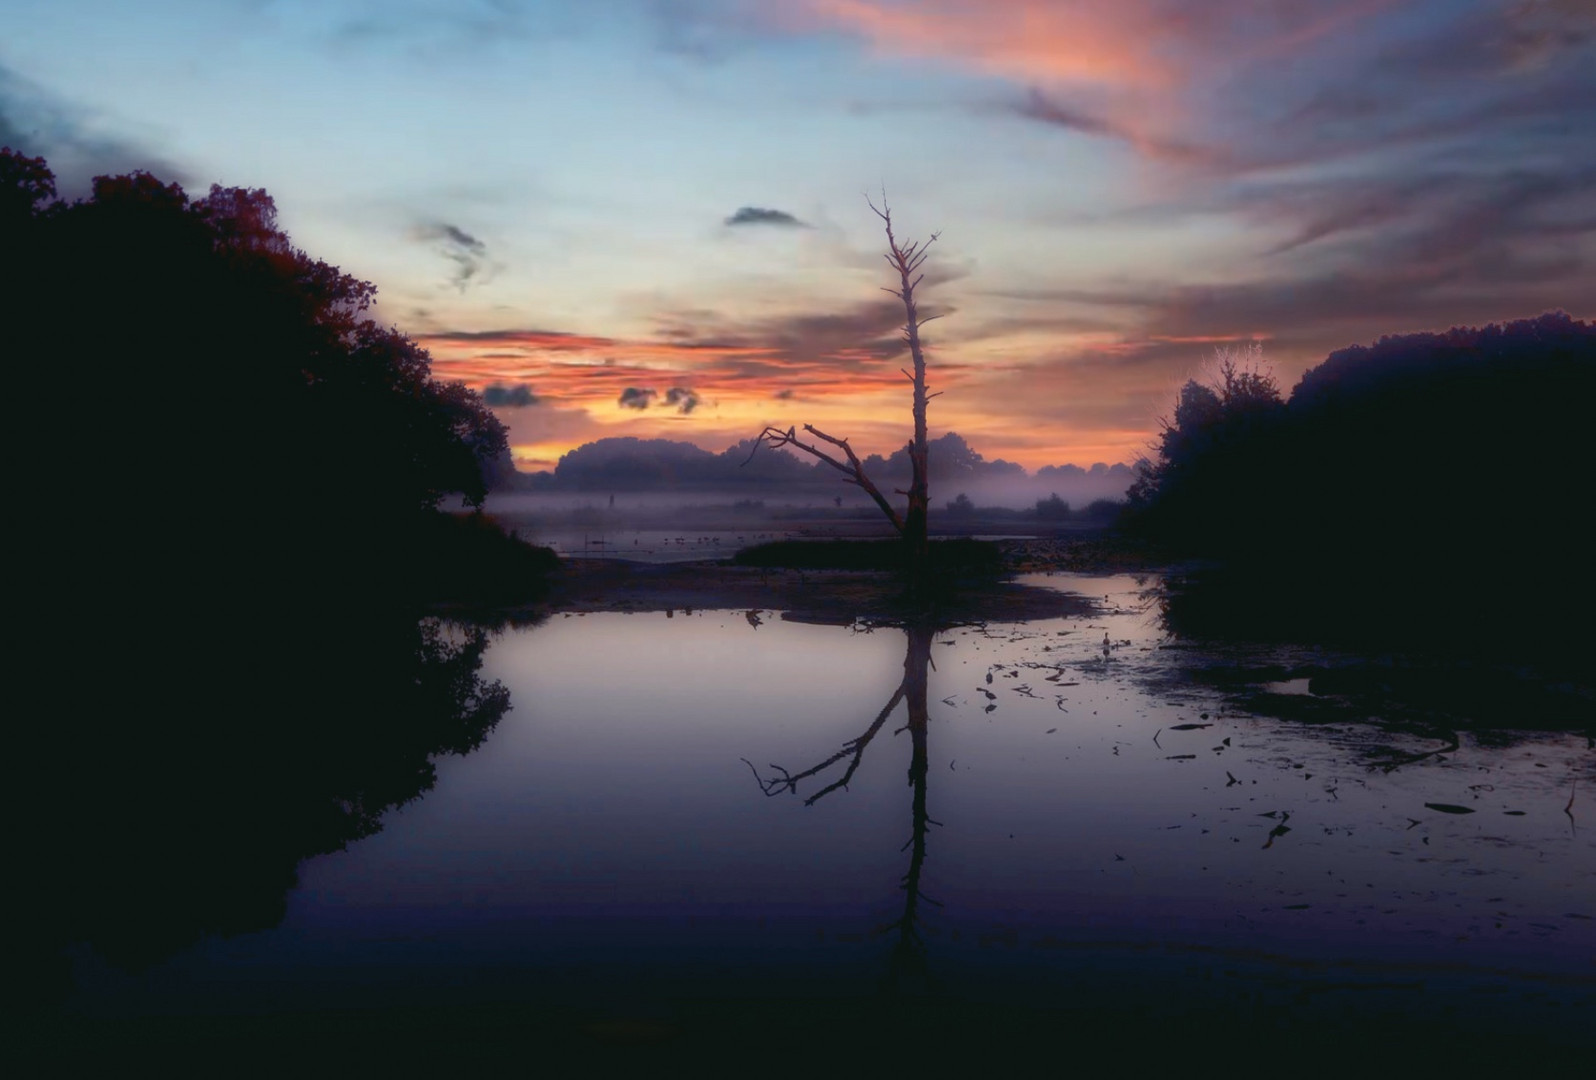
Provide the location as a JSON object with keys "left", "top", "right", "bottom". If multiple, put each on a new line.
{"left": 1263, "top": 813, "right": 1293, "bottom": 849}
{"left": 1424, "top": 803, "right": 1476, "bottom": 815}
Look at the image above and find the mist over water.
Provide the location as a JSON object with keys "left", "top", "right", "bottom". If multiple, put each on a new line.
{"left": 469, "top": 472, "right": 1131, "bottom": 561}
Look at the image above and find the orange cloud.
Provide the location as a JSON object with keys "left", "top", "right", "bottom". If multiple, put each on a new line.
{"left": 787, "top": 1, "right": 1400, "bottom": 166}
{"left": 799, "top": 0, "right": 1172, "bottom": 89}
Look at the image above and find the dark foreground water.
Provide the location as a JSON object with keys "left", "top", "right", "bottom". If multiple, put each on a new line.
{"left": 44, "top": 574, "right": 1595, "bottom": 1065}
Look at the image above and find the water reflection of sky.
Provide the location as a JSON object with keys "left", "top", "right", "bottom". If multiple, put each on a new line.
{"left": 68, "top": 575, "right": 1594, "bottom": 1033}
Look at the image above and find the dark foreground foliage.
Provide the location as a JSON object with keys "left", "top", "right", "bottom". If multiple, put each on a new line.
{"left": 4, "top": 147, "right": 554, "bottom": 990}
{"left": 1127, "top": 314, "right": 1594, "bottom": 662}
{"left": 2, "top": 146, "right": 554, "bottom": 614}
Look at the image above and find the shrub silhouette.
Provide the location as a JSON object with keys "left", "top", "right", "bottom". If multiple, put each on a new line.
{"left": 1126, "top": 316, "right": 1595, "bottom": 657}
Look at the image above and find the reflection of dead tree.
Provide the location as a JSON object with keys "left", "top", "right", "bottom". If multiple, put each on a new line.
{"left": 743, "top": 623, "right": 940, "bottom": 986}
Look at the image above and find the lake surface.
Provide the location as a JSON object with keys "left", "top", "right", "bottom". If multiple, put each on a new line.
{"left": 56, "top": 573, "right": 1594, "bottom": 1060}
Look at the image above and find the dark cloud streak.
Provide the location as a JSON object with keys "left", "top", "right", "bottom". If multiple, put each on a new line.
{"left": 0, "top": 63, "right": 189, "bottom": 195}
{"left": 482, "top": 383, "right": 540, "bottom": 408}
{"left": 664, "top": 386, "right": 700, "bottom": 414}
{"left": 416, "top": 221, "right": 491, "bottom": 291}
{"left": 725, "top": 206, "right": 809, "bottom": 228}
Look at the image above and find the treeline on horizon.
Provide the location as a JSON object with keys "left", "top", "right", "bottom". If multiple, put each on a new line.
{"left": 497, "top": 430, "right": 1135, "bottom": 495}
{"left": 1125, "top": 313, "right": 1593, "bottom": 659}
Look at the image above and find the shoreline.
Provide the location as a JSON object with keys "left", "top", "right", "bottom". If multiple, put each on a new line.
{"left": 436, "top": 535, "right": 1150, "bottom": 625}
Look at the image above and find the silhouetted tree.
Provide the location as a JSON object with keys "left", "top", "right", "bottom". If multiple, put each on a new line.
{"left": 1125, "top": 343, "right": 1285, "bottom": 545}
{"left": 1034, "top": 493, "right": 1070, "bottom": 521}
{"left": 749, "top": 196, "right": 942, "bottom": 583}
{"left": 946, "top": 492, "right": 975, "bottom": 517}
{"left": 1126, "top": 316, "right": 1595, "bottom": 658}
{"left": 5, "top": 148, "right": 554, "bottom": 1001}
{"left": 3, "top": 148, "right": 521, "bottom": 613}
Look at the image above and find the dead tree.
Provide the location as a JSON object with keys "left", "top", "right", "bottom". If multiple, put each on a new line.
{"left": 747, "top": 194, "right": 941, "bottom": 581}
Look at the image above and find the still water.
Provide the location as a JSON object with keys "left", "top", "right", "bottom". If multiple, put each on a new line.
{"left": 63, "top": 574, "right": 1593, "bottom": 1053}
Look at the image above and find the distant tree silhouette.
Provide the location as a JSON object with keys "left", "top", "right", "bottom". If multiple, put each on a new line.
{"left": 749, "top": 195, "right": 943, "bottom": 584}
{"left": 946, "top": 492, "right": 975, "bottom": 517}
{"left": 1034, "top": 493, "right": 1070, "bottom": 520}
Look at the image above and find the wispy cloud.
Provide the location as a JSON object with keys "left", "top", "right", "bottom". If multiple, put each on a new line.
{"left": 414, "top": 221, "right": 492, "bottom": 291}
{"left": 419, "top": 292, "right": 961, "bottom": 407}
{"left": 725, "top": 205, "right": 810, "bottom": 227}
{"left": 0, "top": 63, "right": 188, "bottom": 194}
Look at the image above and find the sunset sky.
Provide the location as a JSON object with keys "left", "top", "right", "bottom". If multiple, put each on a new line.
{"left": 6, "top": 1, "right": 1593, "bottom": 470}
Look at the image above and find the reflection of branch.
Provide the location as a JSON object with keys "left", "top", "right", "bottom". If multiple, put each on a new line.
{"left": 1376, "top": 731, "right": 1460, "bottom": 773}
{"left": 741, "top": 682, "right": 905, "bottom": 805}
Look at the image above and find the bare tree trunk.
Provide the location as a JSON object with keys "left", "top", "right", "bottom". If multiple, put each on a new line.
{"left": 875, "top": 202, "right": 935, "bottom": 585}
{"left": 746, "top": 194, "right": 940, "bottom": 586}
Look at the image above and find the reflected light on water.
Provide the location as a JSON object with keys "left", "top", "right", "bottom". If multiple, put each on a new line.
{"left": 62, "top": 575, "right": 1595, "bottom": 1052}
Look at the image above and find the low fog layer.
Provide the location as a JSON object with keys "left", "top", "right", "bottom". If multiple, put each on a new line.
{"left": 492, "top": 432, "right": 1134, "bottom": 512}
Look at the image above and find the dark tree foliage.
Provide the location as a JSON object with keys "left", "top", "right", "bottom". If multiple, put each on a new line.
{"left": 1126, "top": 347, "right": 1287, "bottom": 544}
{"left": 545, "top": 436, "right": 819, "bottom": 490}
{"left": 1126, "top": 315, "right": 1595, "bottom": 658}
{"left": 3, "top": 148, "right": 525, "bottom": 607}
{"left": 5, "top": 149, "right": 547, "bottom": 986}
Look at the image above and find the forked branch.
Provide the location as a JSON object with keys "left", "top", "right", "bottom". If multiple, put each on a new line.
{"left": 746, "top": 422, "right": 906, "bottom": 535}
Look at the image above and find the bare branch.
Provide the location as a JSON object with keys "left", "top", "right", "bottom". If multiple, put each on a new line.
{"left": 750, "top": 423, "right": 905, "bottom": 534}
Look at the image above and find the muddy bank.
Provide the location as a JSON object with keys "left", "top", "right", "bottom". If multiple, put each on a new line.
{"left": 524, "top": 555, "right": 1096, "bottom": 625}
{"left": 433, "top": 534, "right": 1156, "bottom": 625}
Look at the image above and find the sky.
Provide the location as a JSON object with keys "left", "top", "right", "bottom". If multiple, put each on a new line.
{"left": 5, "top": 0, "right": 1594, "bottom": 471}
